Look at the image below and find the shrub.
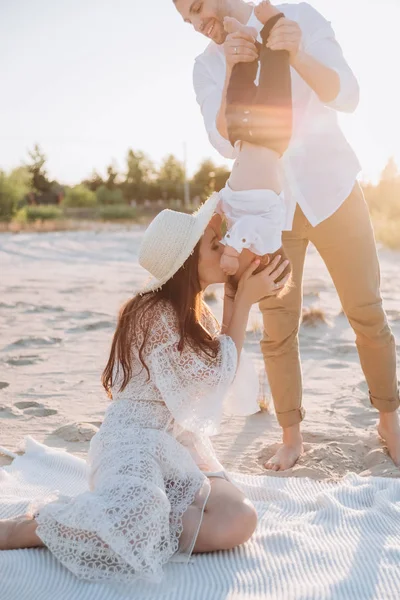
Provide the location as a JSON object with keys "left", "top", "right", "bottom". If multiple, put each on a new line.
{"left": 0, "top": 171, "right": 28, "bottom": 221}
{"left": 63, "top": 185, "right": 96, "bottom": 208}
{"left": 98, "top": 204, "right": 137, "bottom": 220}
{"left": 96, "top": 185, "right": 124, "bottom": 205}
{"left": 15, "top": 205, "right": 63, "bottom": 222}
{"left": 372, "top": 216, "right": 400, "bottom": 249}
{"left": 301, "top": 307, "right": 327, "bottom": 327}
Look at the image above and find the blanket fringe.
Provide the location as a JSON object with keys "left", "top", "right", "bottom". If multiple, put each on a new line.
{"left": 0, "top": 446, "right": 18, "bottom": 459}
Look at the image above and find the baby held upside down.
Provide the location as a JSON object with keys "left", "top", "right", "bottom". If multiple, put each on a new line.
{"left": 218, "top": 1, "right": 293, "bottom": 282}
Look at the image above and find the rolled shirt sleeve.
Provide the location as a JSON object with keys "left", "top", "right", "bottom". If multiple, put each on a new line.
{"left": 299, "top": 2, "right": 360, "bottom": 113}
{"left": 193, "top": 59, "right": 238, "bottom": 159}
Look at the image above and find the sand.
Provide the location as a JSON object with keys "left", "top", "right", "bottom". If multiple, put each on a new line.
{"left": 1, "top": 227, "right": 399, "bottom": 479}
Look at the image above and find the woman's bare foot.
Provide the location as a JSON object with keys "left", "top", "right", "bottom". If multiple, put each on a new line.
{"left": 264, "top": 424, "right": 303, "bottom": 471}
{"left": 254, "top": 1, "right": 281, "bottom": 26}
{"left": 378, "top": 411, "right": 400, "bottom": 467}
{"left": 0, "top": 518, "right": 20, "bottom": 550}
{"left": 0, "top": 515, "right": 42, "bottom": 550}
{"left": 223, "top": 16, "right": 258, "bottom": 40}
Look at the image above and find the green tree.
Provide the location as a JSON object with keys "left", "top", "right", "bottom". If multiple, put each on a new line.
{"left": 105, "top": 162, "right": 120, "bottom": 190}
{"left": 96, "top": 185, "right": 124, "bottom": 205}
{"left": 8, "top": 166, "right": 33, "bottom": 207}
{"left": 213, "top": 165, "right": 230, "bottom": 192}
{"left": 191, "top": 159, "right": 216, "bottom": 200}
{"left": 381, "top": 157, "right": 399, "bottom": 182}
{"left": 123, "top": 149, "right": 155, "bottom": 203}
{"left": 26, "top": 144, "right": 51, "bottom": 193}
{"left": 63, "top": 185, "right": 96, "bottom": 208}
{"left": 191, "top": 159, "right": 230, "bottom": 201}
{"left": 82, "top": 170, "right": 104, "bottom": 192}
{"left": 0, "top": 170, "right": 30, "bottom": 221}
{"left": 157, "top": 154, "right": 185, "bottom": 200}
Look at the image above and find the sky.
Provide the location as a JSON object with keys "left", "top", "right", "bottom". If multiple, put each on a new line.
{"left": 1, "top": 0, "right": 399, "bottom": 185}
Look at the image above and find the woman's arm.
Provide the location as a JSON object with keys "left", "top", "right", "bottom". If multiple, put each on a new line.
{"left": 221, "top": 282, "right": 236, "bottom": 335}
{"left": 224, "top": 256, "right": 290, "bottom": 359}
{"left": 224, "top": 292, "right": 252, "bottom": 358}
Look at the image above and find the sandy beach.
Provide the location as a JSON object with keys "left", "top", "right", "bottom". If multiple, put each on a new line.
{"left": 1, "top": 226, "right": 399, "bottom": 479}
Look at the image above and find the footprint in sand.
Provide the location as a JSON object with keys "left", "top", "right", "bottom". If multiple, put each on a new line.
{"left": 325, "top": 362, "right": 348, "bottom": 370}
{"left": 24, "top": 407, "right": 58, "bottom": 417}
{"left": 0, "top": 405, "right": 22, "bottom": 419}
{"left": 67, "top": 321, "right": 114, "bottom": 334}
{"left": 5, "top": 355, "right": 43, "bottom": 366}
{"left": 356, "top": 380, "right": 369, "bottom": 394}
{"left": 4, "top": 337, "right": 62, "bottom": 351}
{"left": 14, "top": 401, "right": 58, "bottom": 417}
{"left": 14, "top": 401, "right": 42, "bottom": 410}
{"left": 335, "top": 343, "right": 358, "bottom": 356}
{"left": 53, "top": 423, "right": 99, "bottom": 442}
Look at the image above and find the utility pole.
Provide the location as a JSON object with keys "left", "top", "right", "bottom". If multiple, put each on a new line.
{"left": 183, "top": 141, "right": 190, "bottom": 208}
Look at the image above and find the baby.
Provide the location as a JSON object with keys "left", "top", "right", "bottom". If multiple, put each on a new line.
{"left": 218, "top": 1, "right": 293, "bottom": 280}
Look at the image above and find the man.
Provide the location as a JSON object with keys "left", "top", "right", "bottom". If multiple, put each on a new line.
{"left": 173, "top": 0, "right": 400, "bottom": 471}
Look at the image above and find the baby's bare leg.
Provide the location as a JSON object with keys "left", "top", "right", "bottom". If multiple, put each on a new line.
{"left": 229, "top": 143, "right": 282, "bottom": 193}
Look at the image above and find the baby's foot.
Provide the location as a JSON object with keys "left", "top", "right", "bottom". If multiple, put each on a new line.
{"left": 254, "top": 0, "right": 281, "bottom": 25}
{"left": 223, "top": 16, "right": 258, "bottom": 40}
{"left": 220, "top": 253, "right": 240, "bottom": 276}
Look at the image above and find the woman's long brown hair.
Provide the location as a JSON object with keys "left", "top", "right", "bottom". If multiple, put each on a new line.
{"left": 102, "top": 242, "right": 219, "bottom": 397}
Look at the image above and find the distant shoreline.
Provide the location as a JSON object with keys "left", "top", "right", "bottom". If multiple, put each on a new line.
{"left": 0, "top": 217, "right": 152, "bottom": 235}
{"left": 0, "top": 215, "right": 399, "bottom": 251}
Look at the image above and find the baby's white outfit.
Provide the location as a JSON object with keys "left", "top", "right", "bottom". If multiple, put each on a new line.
{"left": 218, "top": 183, "right": 286, "bottom": 255}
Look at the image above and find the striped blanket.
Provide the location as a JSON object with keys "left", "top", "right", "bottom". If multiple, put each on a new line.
{"left": 0, "top": 437, "right": 399, "bottom": 600}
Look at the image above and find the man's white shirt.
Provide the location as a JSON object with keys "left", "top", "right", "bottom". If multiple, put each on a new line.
{"left": 193, "top": 2, "right": 362, "bottom": 229}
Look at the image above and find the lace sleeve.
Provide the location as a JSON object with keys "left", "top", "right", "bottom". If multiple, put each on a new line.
{"left": 148, "top": 304, "right": 237, "bottom": 436}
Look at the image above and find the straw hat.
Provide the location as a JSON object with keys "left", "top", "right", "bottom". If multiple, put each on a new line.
{"left": 138, "top": 192, "right": 220, "bottom": 294}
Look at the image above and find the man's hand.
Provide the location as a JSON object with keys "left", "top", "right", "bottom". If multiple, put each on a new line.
{"left": 266, "top": 18, "right": 302, "bottom": 63}
{"left": 223, "top": 30, "right": 258, "bottom": 70}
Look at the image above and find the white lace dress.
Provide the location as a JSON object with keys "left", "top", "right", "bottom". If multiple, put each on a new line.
{"left": 34, "top": 302, "right": 259, "bottom": 583}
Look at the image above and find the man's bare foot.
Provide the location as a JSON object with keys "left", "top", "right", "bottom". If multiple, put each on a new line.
{"left": 264, "top": 424, "right": 303, "bottom": 471}
{"left": 254, "top": 1, "right": 281, "bottom": 26}
{"left": 378, "top": 411, "right": 400, "bottom": 467}
{"left": 0, "top": 515, "right": 42, "bottom": 550}
{"left": 223, "top": 16, "right": 258, "bottom": 40}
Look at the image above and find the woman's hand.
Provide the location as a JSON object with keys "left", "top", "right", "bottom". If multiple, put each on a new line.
{"left": 237, "top": 256, "right": 290, "bottom": 305}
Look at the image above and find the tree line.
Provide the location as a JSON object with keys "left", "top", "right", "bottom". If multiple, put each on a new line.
{"left": 0, "top": 145, "right": 231, "bottom": 221}
{"left": 0, "top": 146, "right": 399, "bottom": 250}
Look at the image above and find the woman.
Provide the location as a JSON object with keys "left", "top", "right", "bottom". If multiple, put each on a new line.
{"left": 0, "top": 193, "right": 290, "bottom": 582}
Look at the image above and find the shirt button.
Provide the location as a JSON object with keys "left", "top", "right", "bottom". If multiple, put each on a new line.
{"left": 242, "top": 238, "right": 246, "bottom": 243}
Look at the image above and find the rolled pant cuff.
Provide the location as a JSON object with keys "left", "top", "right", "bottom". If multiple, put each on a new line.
{"left": 275, "top": 407, "right": 305, "bottom": 428}
{"left": 369, "top": 391, "right": 400, "bottom": 413}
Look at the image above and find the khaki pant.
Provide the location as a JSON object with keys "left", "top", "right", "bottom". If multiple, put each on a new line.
{"left": 259, "top": 183, "right": 400, "bottom": 429}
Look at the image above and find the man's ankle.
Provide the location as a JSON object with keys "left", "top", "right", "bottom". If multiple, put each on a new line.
{"left": 282, "top": 423, "right": 303, "bottom": 445}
